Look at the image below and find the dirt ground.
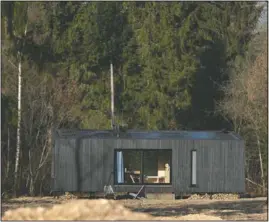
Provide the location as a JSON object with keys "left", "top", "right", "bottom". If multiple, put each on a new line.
{"left": 1, "top": 196, "right": 268, "bottom": 220}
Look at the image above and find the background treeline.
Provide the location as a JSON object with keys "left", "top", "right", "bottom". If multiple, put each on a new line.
{"left": 1, "top": 2, "right": 267, "bottom": 197}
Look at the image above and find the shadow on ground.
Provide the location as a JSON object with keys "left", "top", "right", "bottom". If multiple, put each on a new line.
{"left": 127, "top": 199, "right": 268, "bottom": 220}
{"left": 3, "top": 198, "right": 62, "bottom": 205}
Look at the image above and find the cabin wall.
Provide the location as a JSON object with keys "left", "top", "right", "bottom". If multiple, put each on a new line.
{"left": 78, "top": 139, "right": 114, "bottom": 192}
{"left": 188, "top": 140, "right": 245, "bottom": 193}
{"left": 52, "top": 138, "right": 77, "bottom": 191}
{"left": 52, "top": 137, "right": 245, "bottom": 194}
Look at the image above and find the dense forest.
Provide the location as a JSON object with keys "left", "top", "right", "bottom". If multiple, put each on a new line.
{"left": 1, "top": 2, "right": 268, "bottom": 197}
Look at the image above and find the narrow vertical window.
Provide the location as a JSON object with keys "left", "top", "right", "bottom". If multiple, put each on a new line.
{"left": 191, "top": 150, "right": 197, "bottom": 186}
{"left": 116, "top": 151, "right": 124, "bottom": 183}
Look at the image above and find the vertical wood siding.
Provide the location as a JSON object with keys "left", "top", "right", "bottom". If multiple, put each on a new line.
{"left": 52, "top": 137, "right": 245, "bottom": 194}
{"left": 53, "top": 138, "right": 76, "bottom": 191}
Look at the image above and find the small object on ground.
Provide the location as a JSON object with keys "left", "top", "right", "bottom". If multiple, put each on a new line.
{"left": 128, "top": 185, "right": 145, "bottom": 199}
{"left": 63, "top": 192, "right": 78, "bottom": 200}
{"left": 104, "top": 185, "right": 115, "bottom": 199}
{"left": 115, "top": 193, "right": 134, "bottom": 200}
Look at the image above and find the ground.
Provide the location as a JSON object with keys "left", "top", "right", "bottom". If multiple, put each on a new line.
{"left": 1, "top": 196, "right": 268, "bottom": 220}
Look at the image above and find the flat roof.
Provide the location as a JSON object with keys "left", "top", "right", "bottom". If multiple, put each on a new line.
{"left": 56, "top": 129, "right": 243, "bottom": 141}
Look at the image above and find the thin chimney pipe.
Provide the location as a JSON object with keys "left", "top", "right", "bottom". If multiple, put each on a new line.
{"left": 110, "top": 62, "right": 115, "bottom": 130}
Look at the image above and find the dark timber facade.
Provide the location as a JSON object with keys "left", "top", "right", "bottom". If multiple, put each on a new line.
{"left": 51, "top": 130, "right": 245, "bottom": 196}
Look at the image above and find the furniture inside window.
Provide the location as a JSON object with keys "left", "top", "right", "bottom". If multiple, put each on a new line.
{"left": 115, "top": 149, "right": 172, "bottom": 185}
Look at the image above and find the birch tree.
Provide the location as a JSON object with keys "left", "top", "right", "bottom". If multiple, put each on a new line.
{"left": 1, "top": 1, "right": 29, "bottom": 196}
{"left": 219, "top": 36, "right": 268, "bottom": 194}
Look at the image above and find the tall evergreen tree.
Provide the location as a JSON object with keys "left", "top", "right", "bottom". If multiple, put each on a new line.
{"left": 184, "top": 2, "right": 263, "bottom": 129}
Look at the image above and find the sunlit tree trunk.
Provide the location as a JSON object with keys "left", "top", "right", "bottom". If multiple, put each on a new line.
{"left": 13, "top": 54, "right": 22, "bottom": 197}
{"left": 13, "top": 23, "right": 28, "bottom": 197}
{"left": 256, "top": 133, "right": 265, "bottom": 195}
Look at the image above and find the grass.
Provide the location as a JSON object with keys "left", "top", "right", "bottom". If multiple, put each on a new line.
{"left": 1, "top": 196, "right": 268, "bottom": 220}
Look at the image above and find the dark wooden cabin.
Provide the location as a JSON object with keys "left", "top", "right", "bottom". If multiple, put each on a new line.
{"left": 51, "top": 129, "right": 245, "bottom": 197}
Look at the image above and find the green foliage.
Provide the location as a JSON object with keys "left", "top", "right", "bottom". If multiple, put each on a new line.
{"left": 1, "top": 1, "right": 264, "bottom": 195}
{"left": 1, "top": 94, "right": 17, "bottom": 129}
{"left": 32, "top": 1, "right": 260, "bottom": 131}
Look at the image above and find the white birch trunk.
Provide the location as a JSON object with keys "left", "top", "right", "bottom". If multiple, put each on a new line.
{"left": 256, "top": 133, "right": 265, "bottom": 195}
{"left": 13, "top": 23, "right": 28, "bottom": 197}
{"left": 13, "top": 56, "right": 22, "bottom": 197}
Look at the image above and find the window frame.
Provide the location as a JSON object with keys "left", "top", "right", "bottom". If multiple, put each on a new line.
{"left": 114, "top": 149, "right": 172, "bottom": 185}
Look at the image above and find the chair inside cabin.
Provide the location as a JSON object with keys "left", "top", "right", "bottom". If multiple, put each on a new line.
{"left": 144, "top": 163, "right": 170, "bottom": 183}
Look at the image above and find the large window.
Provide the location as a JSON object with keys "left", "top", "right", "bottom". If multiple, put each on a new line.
{"left": 115, "top": 149, "right": 172, "bottom": 185}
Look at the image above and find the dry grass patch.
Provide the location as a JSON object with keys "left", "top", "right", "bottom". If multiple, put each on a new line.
{"left": 2, "top": 199, "right": 153, "bottom": 220}
{"left": 1, "top": 196, "right": 267, "bottom": 221}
